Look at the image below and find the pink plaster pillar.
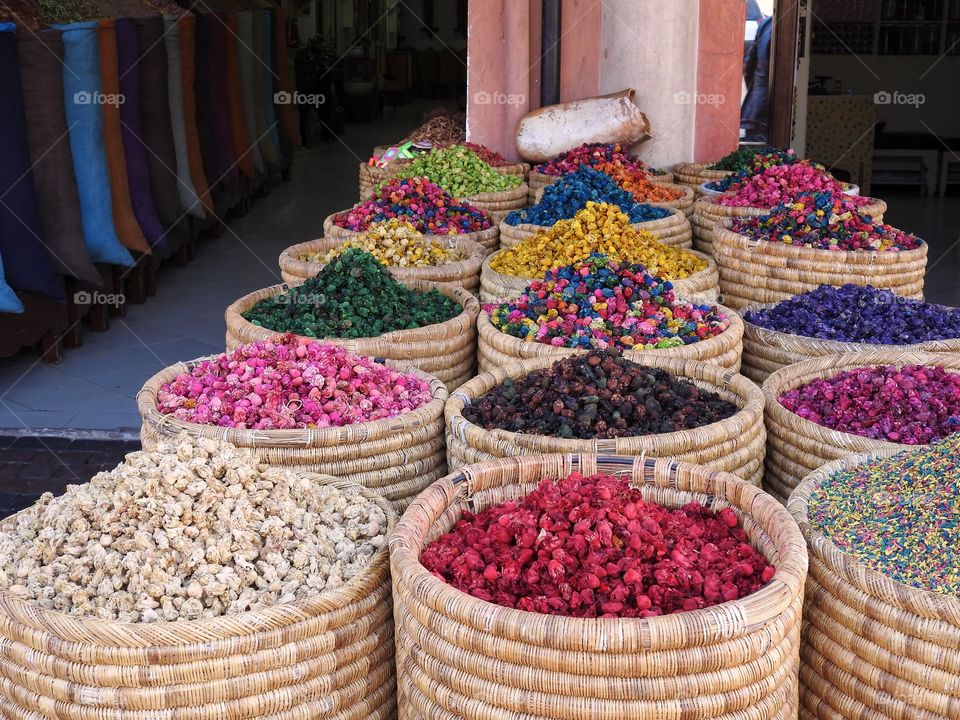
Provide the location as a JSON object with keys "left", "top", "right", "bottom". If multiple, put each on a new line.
{"left": 466, "top": 0, "right": 539, "bottom": 161}
{"left": 694, "top": 0, "right": 746, "bottom": 161}
{"left": 559, "top": 0, "right": 601, "bottom": 102}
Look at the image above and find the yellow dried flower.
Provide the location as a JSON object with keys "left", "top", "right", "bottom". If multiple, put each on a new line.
{"left": 490, "top": 202, "right": 706, "bottom": 279}
{"left": 300, "top": 219, "right": 462, "bottom": 268}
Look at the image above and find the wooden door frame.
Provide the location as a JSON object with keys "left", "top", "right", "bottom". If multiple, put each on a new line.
{"left": 769, "top": 0, "right": 800, "bottom": 147}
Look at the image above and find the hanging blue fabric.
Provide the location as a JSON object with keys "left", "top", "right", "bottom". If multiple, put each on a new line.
{"left": 54, "top": 21, "right": 135, "bottom": 267}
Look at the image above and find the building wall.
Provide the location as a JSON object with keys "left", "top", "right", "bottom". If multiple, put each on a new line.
{"left": 467, "top": 0, "right": 745, "bottom": 165}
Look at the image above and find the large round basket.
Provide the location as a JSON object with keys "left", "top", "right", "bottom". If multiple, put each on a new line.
{"left": 323, "top": 211, "right": 500, "bottom": 256}
{"left": 761, "top": 350, "right": 960, "bottom": 503}
{"left": 390, "top": 453, "right": 808, "bottom": 720}
{"left": 713, "top": 223, "right": 926, "bottom": 310}
{"left": 224, "top": 282, "right": 479, "bottom": 391}
{"left": 691, "top": 196, "right": 887, "bottom": 257}
{"left": 137, "top": 359, "right": 449, "bottom": 512}
{"left": 446, "top": 356, "right": 765, "bottom": 484}
{"left": 741, "top": 300, "right": 960, "bottom": 384}
{"left": 476, "top": 306, "right": 744, "bottom": 373}
{"left": 788, "top": 451, "right": 960, "bottom": 720}
{"left": 673, "top": 161, "right": 732, "bottom": 192}
{"left": 358, "top": 158, "right": 412, "bottom": 201}
{"left": 492, "top": 161, "right": 530, "bottom": 179}
{"left": 0, "top": 472, "right": 398, "bottom": 720}
{"left": 648, "top": 180, "right": 695, "bottom": 216}
{"left": 499, "top": 207, "right": 693, "bottom": 250}
{"left": 479, "top": 248, "right": 720, "bottom": 305}
{"left": 462, "top": 184, "right": 529, "bottom": 224}
{"left": 278, "top": 236, "right": 486, "bottom": 293}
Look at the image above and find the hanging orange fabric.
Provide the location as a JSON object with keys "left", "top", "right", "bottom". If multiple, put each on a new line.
{"left": 225, "top": 13, "right": 255, "bottom": 179}
{"left": 97, "top": 18, "right": 151, "bottom": 254}
{"left": 177, "top": 15, "right": 215, "bottom": 217}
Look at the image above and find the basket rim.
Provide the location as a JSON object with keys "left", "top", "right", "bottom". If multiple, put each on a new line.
{"left": 475, "top": 301, "right": 744, "bottom": 359}
{"left": 713, "top": 222, "right": 926, "bottom": 264}
{"left": 323, "top": 203, "right": 497, "bottom": 236}
{"left": 277, "top": 236, "right": 487, "bottom": 285}
{"left": 482, "top": 246, "right": 716, "bottom": 288}
{"left": 0, "top": 472, "right": 396, "bottom": 642}
{"left": 499, "top": 206, "right": 683, "bottom": 231}
{"left": 389, "top": 453, "right": 808, "bottom": 650}
{"left": 761, "top": 350, "right": 960, "bottom": 453}
{"left": 787, "top": 449, "right": 960, "bottom": 619}
{"left": 224, "top": 281, "right": 479, "bottom": 347}
{"left": 137, "top": 353, "right": 449, "bottom": 448}
{"left": 446, "top": 354, "right": 763, "bottom": 451}
{"left": 698, "top": 193, "right": 887, "bottom": 219}
{"left": 741, "top": 300, "right": 960, "bottom": 355}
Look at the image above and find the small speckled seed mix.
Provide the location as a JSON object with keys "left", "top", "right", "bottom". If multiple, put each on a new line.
{"left": 533, "top": 142, "right": 665, "bottom": 177}
{"left": 490, "top": 202, "right": 706, "bottom": 280}
{"left": 243, "top": 249, "right": 459, "bottom": 339}
{"left": 332, "top": 177, "right": 492, "bottom": 234}
{"left": 779, "top": 365, "right": 960, "bottom": 445}
{"left": 505, "top": 166, "right": 670, "bottom": 226}
{"left": 421, "top": 471, "right": 774, "bottom": 617}
{"left": 744, "top": 284, "right": 960, "bottom": 344}
{"left": 488, "top": 253, "right": 729, "bottom": 351}
{"left": 392, "top": 145, "right": 522, "bottom": 197}
{"left": 809, "top": 434, "right": 960, "bottom": 595}
{"left": 157, "top": 334, "right": 432, "bottom": 430}
{"left": 718, "top": 161, "right": 869, "bottom": 209}
{"left": 593, "top": 161, "right": 684, "bottom": 203}
{"left": 731, "top": 192, "right": 922, "bottom": 252}
{"left": 301, "top": 219, "right": 460, "bottom": 268}
{"left": 463, "top": 350, "right": 739, "bottom": 439}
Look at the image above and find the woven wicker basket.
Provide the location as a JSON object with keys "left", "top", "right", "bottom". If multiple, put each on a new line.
{"left": 138, "top": 360, "right": 449, "bottom": 512}
{"left": 741, "top": 301, "right": 960, "bottom": 384}
{"left": 713, "top": 223, "right": 927, "bottom": 310}
{"left": 761, "top": 350, "right": 960, "bottom": 503}
{"left": 446, "top": 356, "right": 765, "bottom": 484}
{"left": 224, "top": 282, "right": 479, "bottom": 390}
{"left": 479, "top": 249, "right": 720, "bottom": 305}
{"left": 492, "top": 162, "right": 530, "bottom": 179}
{"left": 462, "top": 184, "right": 529, "bottom": 224}
{"left": 691, "top": 196, "right": 887, "bottom": 257}
{"left": 673, "top": 161, "right": 732, "bottom": 192}
{"left": 390, "top": 453, "right": 808, "bottom": 720}
{"left": 323, "top": 211, "right": 500, "bottom": 257}
{"left": 648, "top": 180, "right": 695, "bottom": 216}
{"left": 278, "top": 236, "right": 486, "bottom": 293}
{"left": 788, "top": 451, "right": 960, "bottom": 720}
{"left": 0, "top": 472, "right": 398, "bottom": 720}
{"left": 476, "top": 307, "right": 744, "bottom": 373}
{"left": 358, "top": 157, "right": 412, "bottom": 201}
{"left": 499, "top": 208, "right": 693, "bottom": 250}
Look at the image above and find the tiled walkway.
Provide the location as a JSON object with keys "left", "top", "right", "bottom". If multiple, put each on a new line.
{"left": 0, "top": 435, "right": 140, "bottom": 516}
{"left": 0, "top": 120, "right": 957, "bottom": 432}
{"left": 0, "top": 104, "right": 434, "bottom": 432}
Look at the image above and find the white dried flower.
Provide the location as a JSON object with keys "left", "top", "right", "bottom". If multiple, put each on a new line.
{"left": 0, "top": 438, "right": 387, "bottom": 622}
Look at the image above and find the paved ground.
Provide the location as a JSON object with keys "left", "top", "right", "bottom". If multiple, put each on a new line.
{"left": 0, "top": 435, "right": 140, "bottom": 517}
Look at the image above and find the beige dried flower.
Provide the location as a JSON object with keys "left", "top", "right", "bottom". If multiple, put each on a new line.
{"left": 0, "top": 438, "right": 387, "bottom": 622}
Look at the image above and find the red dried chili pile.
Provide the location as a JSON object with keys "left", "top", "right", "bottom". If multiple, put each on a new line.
{"left": 420, "top": 472, "right": 775, "bottom": 618}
